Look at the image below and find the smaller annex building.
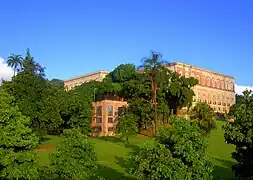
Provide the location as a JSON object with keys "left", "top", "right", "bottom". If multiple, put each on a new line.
{"left": 91, "top": 95, "right": 127, "bottom": 136}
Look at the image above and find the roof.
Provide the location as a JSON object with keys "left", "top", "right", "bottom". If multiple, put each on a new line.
{"left": 167, "top": 62, "right": 235, "bottom": 79}
{"left": 64, "top": 70, "right": 109, "bottom": 83}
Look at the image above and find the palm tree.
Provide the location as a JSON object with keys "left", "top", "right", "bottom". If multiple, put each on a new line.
{"left": 138, "top": 51, "right": 168, "bottom": 136}
{"left": 7, "top": 54, "right": 23, "bottom": 76}
{"left": 23, "top": 48, "right": 45, "bottom": 76}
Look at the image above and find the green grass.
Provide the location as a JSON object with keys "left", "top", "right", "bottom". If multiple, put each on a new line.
{"left": 207, "top": 121, "right": 235, "bottom": 180}
{"left": 37, "top": 121, "right": 236, "bottom": 179}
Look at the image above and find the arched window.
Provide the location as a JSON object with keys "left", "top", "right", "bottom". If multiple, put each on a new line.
{"left": 227, "top": 97, "right": 230, "bottom": 106}
{"left": 217, "top": 96, "right": 221, "bottom": 105}
{"left": 226, "top": 82, "right": 229, "bottom": 90}
{"left": 221, "top": 80, "right": 225, "bottom": 89}
{"left": 217, "top": 79, "right": 220, "bottom": 88}
{"left": 208, "top": 95, "right": 211, "bottom": 104}
{"left": 202, "top": 76, "right": 205, "bottom": 86}
{"left": 231, "top": 83, "right": 234, "bottom": 91}
{"left": 203, "top": 94, "right": 206, "bottom": 102}
{"left": 212, "top": 78, "right": 215, "bottom": 88}
{"left": 207, "top": 77, "right": 211, "bottom": 86}
{"left": 196, "top": 75, "right": 200, "bottom": 84}
{"left": 213, "top": 95, "right": 216, "bottom": 105}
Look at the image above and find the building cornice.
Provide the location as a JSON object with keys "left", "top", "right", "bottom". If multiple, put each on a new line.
{"left": 64, "top": 70, "right": 109, "bottom": 83}
{"left": 167, "top": 62, "right": 235, "bottom": 79}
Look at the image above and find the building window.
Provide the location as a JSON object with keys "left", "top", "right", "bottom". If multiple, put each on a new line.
{"left": 107, "top": 106, "right": 113, "bottom": 116}
{"left": 217, "top": 96, "right": 221, "bottom": 105}
{"left": 96, "top": 117, "right": 102, "bottom": 123}
{"left": 221, "top": 81, "right": 225, "bottom": 89}
{"left": 202, "top": 76, "right": 205, "bottom": 85}
{"left": 218, "top": 107, "right": 221, "bottom": 111}
{"left": 202, "top": 94, "right": 206, "bottom": 102}
{"left": 213, "top": 96, "right": 216, "bottom": 105}
{"left": 96, "top": 106, "right": 102, "bottom": 116}
{"left": 227, "top": 97, "right": 230, "bottom": 106}
{"left": 196, "top": 75, "right": 200, "bottom": 84}
{"left": 226, "top": 82, "right": 229, "bottom": 90}
{"left": 222, "top": 96, "right": 225, "bottom": 106}
{"left": 108, "top": 117, "right": 113, "bottom": 123}
{"left": 208, "top": 95, "right": 211, "bottom": 104}
{"left": 217, "top": 79, "right": 220, "bottom": 88}
{"left": 207, "top": 78, "right": 210, "bottom": 86}
{"left": 108, "top": 127, "right": 114, "bottom": 132}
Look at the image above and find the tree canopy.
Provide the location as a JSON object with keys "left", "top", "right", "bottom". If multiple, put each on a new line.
{"left": 49, "top": 129, "right": 98, "bottom": 179}
{"left": 0, "top": 89, "right": 39, "bottom": 179}
{"left": 190, "top": 102, "right": 217, "bottom": 135}
{"left": 131, "top": 117, "right": 213, "bottom": 180}
{"left": 224, "top": 90, "right": 253, "bottom": 178}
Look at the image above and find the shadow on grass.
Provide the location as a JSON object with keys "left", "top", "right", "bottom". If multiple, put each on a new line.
{"left": 114, "top": 145, "right": 140, "bottom": 177}
{"left": 212, "top": 157, "right": 235, "bottom": 180}
{"left": 99, "top": 136, "right": 124, "bottom": 144}
{"left": 39, "top": 136, "right": 51, "bottom": 144}
{"left": 97, "top": 164, "right": 136, "bottom": 180}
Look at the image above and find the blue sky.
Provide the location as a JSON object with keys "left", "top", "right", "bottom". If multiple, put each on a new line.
{"left": 0, "top": 0, "right": 253, "bottom": 87}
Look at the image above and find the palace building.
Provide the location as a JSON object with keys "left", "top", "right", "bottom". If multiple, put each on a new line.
{"left": 64, "top": 70, "right": 108, "bottom": 91}
{"left": 64, "top": 62, "right": 235, "bottom": 135}
{"left": 167, "top": 62, "right": 235, "bottom": 113}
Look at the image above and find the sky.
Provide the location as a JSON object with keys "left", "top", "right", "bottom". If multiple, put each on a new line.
{"left": 0, "top": 0, "right": 253, "bottom": 94}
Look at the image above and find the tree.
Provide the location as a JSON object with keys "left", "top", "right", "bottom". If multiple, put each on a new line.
{"left": 138, "top": 51, "right": 168, "bottom": 136}
{"left": 22, "top": 48, "right": 45, "bottom": 76}
{"left": 190, "top": 102, "right": 217, "bottom": 135}
{"left": 224, "top": 90, "right": 253, "bottom": 178}
{"left": 0, "top": 88, "right": 39, "bottom": 179}
{"left": 105, "top": 63, "right": 137, "bottom": 83}
{"left": 3, "top": 49, "right": 64, "bottom": 135}
{"left": 161, "top": 70, "right": 198, "bottom": 114}
{"left": 131, "top": 117, "right": 213, "bottom": 180}
{"left": 50, "top": 129, "right": 98, "bottom": 179}
{"left": 116, "top": 111, "right": 138, "bottom": 144}
{"left": 50, "top": 79, "right": 64, "bottom": 87}
{"left": 7, "top": 54, "right": 23, "bottom": 76}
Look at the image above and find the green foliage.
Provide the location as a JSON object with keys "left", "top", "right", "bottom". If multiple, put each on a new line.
{"left": 49, "top": 129, "right": 98, "bottom": 179}
{"left": 50, "top": 79, "right": 64, "bottom": 87}
{"left": 0, "top": 89, "right": 39, "bottom": 179}
{"left": 161, "top": 70, "right": 198, "bottom": 114}
{"left": 60, "top": 81, "right": 104, "bottom": 134}
{"left": 116, "top": 111, "right": 138, "bottom": 144}
{"left": 191, "top": 102, "right": 217, "bottom": 135}
{"left": 3, "top": 50, "right": 64, "bottom": 135}
{"left": 224, "top": 90, "right": 253, "bottom": 178}
{"left": 105, "top": 63, "right": 137, "bottom": 83}
{"left": 7, "top": 54, "right": 23, "bottom": 76}
{"left": 127, "top": 99, "right": 154, "bottom": 133}
{"left": 131, "top": 117, "right": 213, "bottom": 180}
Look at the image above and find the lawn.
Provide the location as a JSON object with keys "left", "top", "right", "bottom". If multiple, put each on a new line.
{"left": 37, "top": 121, "right": 235, "bottom": 180}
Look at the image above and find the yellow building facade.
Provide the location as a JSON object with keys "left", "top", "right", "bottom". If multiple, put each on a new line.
{"left": 167, "top": 62, "right": 235, "bottom": 113}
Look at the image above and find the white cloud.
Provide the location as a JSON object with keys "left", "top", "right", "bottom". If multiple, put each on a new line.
{"left": 0, "top": 57, "right": 13, "bottom": 85}
{"left": 235, "top": 84, "right": 253, "bottom": 95}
